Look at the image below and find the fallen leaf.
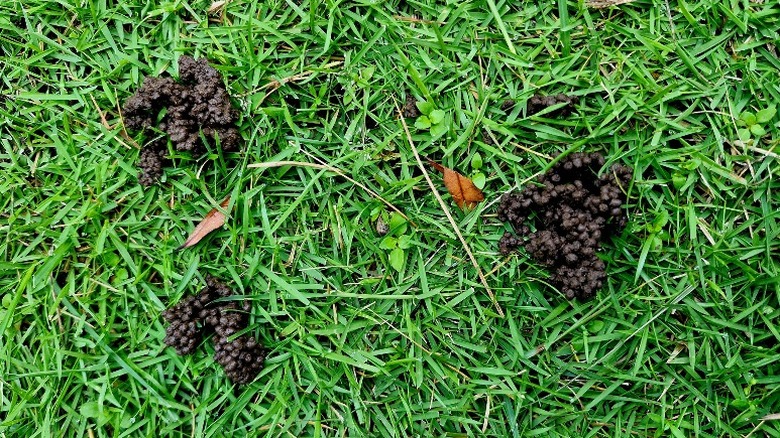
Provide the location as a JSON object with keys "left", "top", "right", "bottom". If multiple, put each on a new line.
{"left": 427, "top": 159, "right": 484, "bottom": 210}
{"left": 179, "top": 196, "right": 231, "bottom": 249}
{"left": 762, "top": 413, "right": 780, "bottom": 421}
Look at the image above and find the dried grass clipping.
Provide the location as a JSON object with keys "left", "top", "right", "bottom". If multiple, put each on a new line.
{"left": 587, "top": 0, "right": 635, "bottom": 8}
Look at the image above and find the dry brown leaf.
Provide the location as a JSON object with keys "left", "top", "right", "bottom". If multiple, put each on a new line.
{"left": 179, "top": 196, "right": 231, "bottom": 249}
{"left": 762, "top": 413, "right": 780, "bottom": 421}
{"left": 427, "top": 159, "right": 484, "bottom": 210}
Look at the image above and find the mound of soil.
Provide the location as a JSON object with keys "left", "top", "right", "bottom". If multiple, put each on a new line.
{"left": 401, "top": 94, "right": 420, "bottom": 118}
{"left": 123, "top": 56, "right": 240, "bottom": 186}
{"left": 163, "top": 276, "right": 265, "bottom": 385}
{"left": 501, "top": 99, "right": 516, "bottom": 112}
{"left": 526, "top": 93, "right": 578, "bottom": 117}
{"left": 497, "top": 152, "right": 632, "bottom": 300}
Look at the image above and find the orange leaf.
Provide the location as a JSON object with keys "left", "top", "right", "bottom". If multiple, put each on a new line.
{"left": 427, "top": 159, "right": 484, "bottom": 210}
{"left": 178, "top": 196, "right": 231, "bottom": 249}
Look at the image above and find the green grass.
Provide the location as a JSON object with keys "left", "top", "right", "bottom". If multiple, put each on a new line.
{"left": 1, "top": 0, "right": 779, "bottom": 436}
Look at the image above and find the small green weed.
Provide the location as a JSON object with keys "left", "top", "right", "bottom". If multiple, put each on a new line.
{"left": 413, "top": 100, "right": 448, "bottom": 139}
{"left": 376, "top": 212, "right": 411, "bottom": 272}
{"left": 737, "top": 106, "right": 776, "bottom": 141}
{"left": 470, "top": 152, "right": 486, "bottom": 190}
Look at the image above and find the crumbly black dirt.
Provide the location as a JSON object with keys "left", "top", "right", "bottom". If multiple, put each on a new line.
{"left": 123, "top": 56, "right": 240, "bottom": 186}
{"left": 375, "top": 215, "right": 389, "bottom": 236}
{"left": 480, "top": 129, "right": 492, "bottom": 146}
{"left": 401, "top": 94, "right": 420, "bottom": 118}
{"left": 526, "top": 93, "right": 578, "bottom": 117}
{"left": 497, "top": 152, "right": 632, "bottom": 300}
{"left": 162, "top": 276, "right": 265, "bottom": 385}
{"left": 136, "top": 138, "right": 168, "bottom": 187}
{"left": 501, "top": 99, "right": 515, "bottom": 112}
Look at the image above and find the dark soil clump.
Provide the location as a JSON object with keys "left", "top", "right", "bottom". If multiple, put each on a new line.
{"left": 163, "top": 276, "right": 265, "bottom": 385}
{"left": 526, "top": 93, "right": 578, "bottom": 117}
{"left": 123, "top": 56, "right": 240, "bottom": 186}
{"left": 136, "top": 138, "right": 168, "bottom": 187}
{"left": 401, "top": 94, "right": 420, "bottom": 118}
{"left": 497, "top": 152, "right": 632, "bottom": 300}
{"left": 482, "top": 129, "right": 495, "bottom": 145}
{"left": 501, "top": 99, "right": 515, "bottom": 112}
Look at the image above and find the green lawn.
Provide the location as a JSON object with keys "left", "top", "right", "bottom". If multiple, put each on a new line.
{"left": 2, "top": 0, "right": 779, "bottom": 436}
